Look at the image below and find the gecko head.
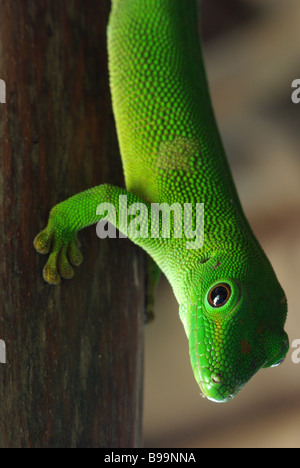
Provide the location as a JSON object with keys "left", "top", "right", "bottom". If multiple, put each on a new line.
{"left": 184, "top": 253, "right": 289, "bottom": 403}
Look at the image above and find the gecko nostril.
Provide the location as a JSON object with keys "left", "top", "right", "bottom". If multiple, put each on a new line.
{"left": 211, "top": 373, "right": 222, "bottom": 384}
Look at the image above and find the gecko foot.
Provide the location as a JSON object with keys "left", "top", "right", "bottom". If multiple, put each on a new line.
{"left": 34, "top": 213, "right": 83, "bottom": 285}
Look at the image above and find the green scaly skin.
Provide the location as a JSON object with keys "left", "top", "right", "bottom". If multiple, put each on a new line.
{"left": 34, "top": 0, "right": 289, "bottom": 402}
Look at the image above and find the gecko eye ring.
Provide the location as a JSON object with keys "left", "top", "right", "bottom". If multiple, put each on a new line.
{"left": 208, "top": 283, "right": 231, "bottom": 308}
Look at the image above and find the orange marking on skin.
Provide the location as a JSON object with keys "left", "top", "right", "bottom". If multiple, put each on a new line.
{"left": 241, "top": 339, "right": 252, "bottom": 355}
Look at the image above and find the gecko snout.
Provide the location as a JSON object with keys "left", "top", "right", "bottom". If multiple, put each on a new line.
{"left": 198, "top": 368, "right": 240, "bottom": 403}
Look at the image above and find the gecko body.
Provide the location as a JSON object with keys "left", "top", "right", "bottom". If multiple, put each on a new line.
{"left": 34, "top": 0, "right": 289, "bottom": 402}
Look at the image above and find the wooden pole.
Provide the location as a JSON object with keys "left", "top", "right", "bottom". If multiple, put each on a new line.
{"left": 0, "top": 0, "right": 145, "bottom": 448}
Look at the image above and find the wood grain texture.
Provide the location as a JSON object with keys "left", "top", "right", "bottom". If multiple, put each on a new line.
{"left": 0, "top": 0, "right": 145, "bottom": 448}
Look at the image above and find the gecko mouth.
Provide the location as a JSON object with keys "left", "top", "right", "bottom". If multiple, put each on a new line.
{"left": 198, "top": 382, "right": 238, "bottom": 403}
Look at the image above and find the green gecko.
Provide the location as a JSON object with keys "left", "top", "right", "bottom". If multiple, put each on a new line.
{"left": 34, "top": 0, "right": 289, "bottom": 402}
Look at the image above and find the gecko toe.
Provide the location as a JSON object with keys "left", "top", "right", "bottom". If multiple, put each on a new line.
{"left": 58, "top": 246, "right": 75, "bottom": 279}
{"left": 68, "top": 237, "right": 83, "bottom": 266}
{"left": 33, "top": 229, "right": 53, "bottom": 254}
{"left": 43, "top": 253, "right": 61, "bottom": 285}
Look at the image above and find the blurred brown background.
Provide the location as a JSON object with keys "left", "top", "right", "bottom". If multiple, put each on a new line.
{"left": 144, "top": 0, "right": 300, "bottom": 448}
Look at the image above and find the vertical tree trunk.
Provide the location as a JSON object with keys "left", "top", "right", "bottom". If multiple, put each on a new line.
{"left": 0, "top": 0, "right": 145, "bottom": 448}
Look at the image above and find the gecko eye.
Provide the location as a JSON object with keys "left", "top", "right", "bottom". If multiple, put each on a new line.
{"left": 208, "top": 283, "right": 231, "bottom": 308}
